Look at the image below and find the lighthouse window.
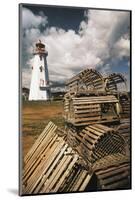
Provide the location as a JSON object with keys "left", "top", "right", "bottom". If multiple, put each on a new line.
{"left": 40, "top": 79, "right": 44, "bottom": 86}
{"left": 39, "top": 66, "right": 43, "bottom": 72}
{"left": 40, "top": 55, "right": 42, "bottom": 61}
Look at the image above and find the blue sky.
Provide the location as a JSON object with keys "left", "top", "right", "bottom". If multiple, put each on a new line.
{"left": 20, "top": 4, "right": 130, "bottom": 90}
{"left": 25, "top": 5, "right": 86, "bottom": 32}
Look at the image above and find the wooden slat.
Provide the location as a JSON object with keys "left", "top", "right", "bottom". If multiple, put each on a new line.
{"left": 52, "top": 155, "right": 79, "bottom": 192}
{"left": 74, "top": 116, "right": 101, "bottom": 123}
{"left": 104, "top": 179, "right": 129, "bottom": 189}
{"left": 44, "top": 150, "right": 73, "bottom": 192}
{"left": 24, "top": 122, "right": 56, "bottom": 163}
{"left": 33, "top": 143, "right": 69, "bottom": 194}
{"left": 68, "top": 118, "right": 119, "bottom": 126}
{"left": 23, "top": 134, "right": 59, "bottom": 184}
{"left": 75, "top": 112, "right": 101, "bottom": 118}
{"left": 79, "top": 174, "right": 92, "bottom": 191}
{"left": 100, "top": 170, "right": 129, "bottom": 185}
{"left": 24, "top": 138, "right": 65, "bottom": 193}
{"left": 72, "top": 171, "right": 88, "bottom": 191}
{"left": 23, "top": 125, "right": 57, "bottom": 174}
{"left": 74, "top": 105, "right": 101, "bottom": 110}
{"left": 97, "top": 165, "right": 130, "bottom": 179}
{"left": 23, "top": 122, "right": 94, "bottom": 194}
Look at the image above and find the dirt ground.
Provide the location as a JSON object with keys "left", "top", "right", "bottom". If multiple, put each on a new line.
{"left": 21, "top": 100, "right": 64, "bottom": 157}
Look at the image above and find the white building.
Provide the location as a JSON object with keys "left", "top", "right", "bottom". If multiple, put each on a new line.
{"left": 29, "top": 40, "right": 50, "bottom": 101}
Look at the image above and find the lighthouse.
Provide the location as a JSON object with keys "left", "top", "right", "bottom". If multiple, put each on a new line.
{"left": 29, "top": 40, "right": 50, "bottom": 101}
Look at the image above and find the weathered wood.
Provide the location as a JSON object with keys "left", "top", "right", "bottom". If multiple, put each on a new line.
{"left": 23, "top": 124, "right": 57, "bottom": 175}
{"left": 24, "top": 121, "right": 56, "bottom": 163}
{"left": 23, "top": 67, "right": 131, "bottom": 194}
{"left": 67, "top": 123, "right": 127, "bottom": 168}
{"left": 52, "top": 155, "right": 79, "bottom": 192}
{"left": 24, "top": 138, "right": 65, "bottom": 193}
{"left": 72, "top": 171, "right": 88, "bottom": 191}
{"left": 116, "top": 120, "right": 130, "bottom": 150}
{"left": 66, "top": 68, "right": 105, "bottom": 93}
{"left": 64, "top": 94, "right": 120, "bottom": 126}
{"left": 91, "top": 153, "right": 130, "bottom": 190}
{"left": 79, "top": 174, "right": 92, "bottom": 191}
{"left": 33, "top": 143, "right": 69, "bottom": 194}
{"left": 22, "top": 122, "right": 94, "bottom": 194}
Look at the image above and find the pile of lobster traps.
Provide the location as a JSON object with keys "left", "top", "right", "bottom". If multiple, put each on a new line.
{"left": 22, "top": 122, "right": 92, "bottom": 194}
{"left": 64, "top": 69, "right": 130, "bottom": 124}
{"left": 22, "top": 68, "right": 131, "bottom": 194}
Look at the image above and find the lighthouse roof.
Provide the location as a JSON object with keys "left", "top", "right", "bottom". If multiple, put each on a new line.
{"left": 36, "top": 41, "right": 45, "bottom": 48}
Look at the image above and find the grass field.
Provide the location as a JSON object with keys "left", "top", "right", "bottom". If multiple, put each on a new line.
{"left": 22, "top": 100, "right": 64, "bottom": 157}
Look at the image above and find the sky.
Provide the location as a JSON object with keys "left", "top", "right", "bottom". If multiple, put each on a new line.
{"left": 20, "top": 4, "right": 131, "bottom": 90}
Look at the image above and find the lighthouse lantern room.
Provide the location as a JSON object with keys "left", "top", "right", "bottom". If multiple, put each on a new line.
{"left": 29, "top": 40, "right": 50, "bottom": 101}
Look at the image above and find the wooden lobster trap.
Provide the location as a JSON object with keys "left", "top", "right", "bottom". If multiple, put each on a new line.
{"left": 22, "top": 122, "right": 93, "bottom": 194}
{"left": 64, "top": 69, "right": 130, "bottom": 126}
{"left": 66, "top": 68, "right": 105, "bottom": 96}
{"left": 66, "top": 123, "right": 127, "bottom": 169}
{"left": 92, "top": 153, "right": 130, "bottom": 190}
{"left": 64, "top": 95, "right": 120, "bottom": 126}
{"left": 22, "top": 68, "right": 131, "bottom": 194}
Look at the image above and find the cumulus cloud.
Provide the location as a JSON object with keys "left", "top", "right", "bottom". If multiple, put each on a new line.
{"left": 21, "top": 8, "right": 130, "bottom": 88}
{"left": 22, "top": 8, "right": 48, "bottom": 29}
{"left": 22, "top": 68, "right": 31, "bottom": 88}
{"left": 112, "top": 36, "right": 130, "bottom": 59}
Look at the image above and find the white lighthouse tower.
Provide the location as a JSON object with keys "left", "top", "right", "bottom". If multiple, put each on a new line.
{"left": 29, "top": 40, "right": 50, "bottom": 101}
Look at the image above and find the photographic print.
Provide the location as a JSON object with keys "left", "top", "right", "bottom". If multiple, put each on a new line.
{"left": 19, "top": 3, "right": 131, "bottom": 196}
